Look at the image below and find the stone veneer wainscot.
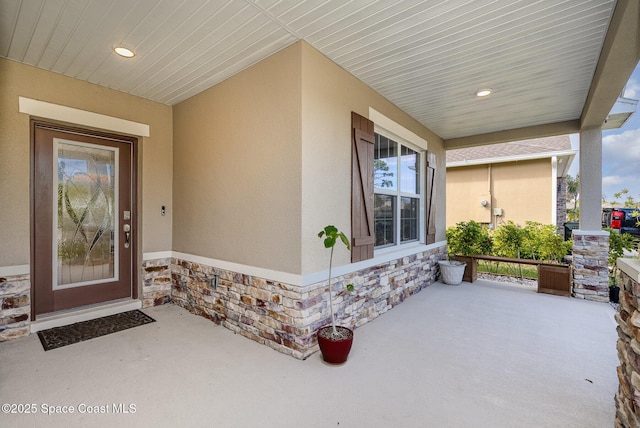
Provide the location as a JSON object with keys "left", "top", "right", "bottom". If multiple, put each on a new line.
{"left": 0, "top": 245, "right": 446, "bottom": 358}
{"left": 170, "top": 247, "right": 445, "bottom": 360}
{"left": 0, "top": 259, "right": 171, "bottom": 341}
{"left": 0, "top": 273, "right": 31, "bottom": 341}
{"left": 615, "top": 258, "right": 640, "bottom": 427}
{"left": 572, "top": 231, "right": 609, "bottom": 302}
{"left": 142, "top": 257, "right": 172, "bottom": 308}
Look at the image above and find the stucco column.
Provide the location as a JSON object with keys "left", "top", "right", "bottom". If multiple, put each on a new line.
{"left": 579, "top": 127, "right": 602, "bottom": 230}
{"left": 572, "top": 126, "right": 608, "bottom": 302}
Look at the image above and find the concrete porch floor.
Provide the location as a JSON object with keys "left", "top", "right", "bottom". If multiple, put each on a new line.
{"left": 0, "top": 279, "right": 618, "bottom": 428}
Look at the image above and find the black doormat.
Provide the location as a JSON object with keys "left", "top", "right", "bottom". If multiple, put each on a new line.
{"left": 37, "top": 310, "right": 155, "bottom": 351}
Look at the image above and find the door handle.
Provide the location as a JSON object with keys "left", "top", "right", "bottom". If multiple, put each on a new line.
{"left": 123, "top": 224, "right": 131, "bottom": 248}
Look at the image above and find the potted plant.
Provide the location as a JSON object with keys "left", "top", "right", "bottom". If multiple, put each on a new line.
{"left": 607, "top": 228, "right": 637, "bottom": 303}
{"left": 437, "top": 258, "right": 467, "bottom": 285}
{"left": 317, "top": 225, "right": 355, "bottom": 364}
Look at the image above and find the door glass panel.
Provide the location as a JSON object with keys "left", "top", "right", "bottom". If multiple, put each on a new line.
{"left": 54, "top": 139, "right": 118, "bottom": 289}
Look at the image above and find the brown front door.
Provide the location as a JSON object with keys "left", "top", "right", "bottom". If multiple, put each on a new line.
{"left": 32, "top": 122, "right": 136, "bottom": 316}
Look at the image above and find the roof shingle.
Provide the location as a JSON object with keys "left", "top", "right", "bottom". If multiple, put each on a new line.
{"left": 447, "top": 136, "right": 572, "bottom": 163}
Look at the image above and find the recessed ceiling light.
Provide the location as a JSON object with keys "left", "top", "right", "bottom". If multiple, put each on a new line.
{"left": 114, "top": 46, "right": 135, "bottom": 58}
{"left": 475, "top": 88, "right": 493, "bottom": 97}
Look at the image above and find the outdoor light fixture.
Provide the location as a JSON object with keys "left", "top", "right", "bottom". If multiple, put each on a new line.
{"left": 475, "top": 88, "right": 492, "bottom": 97}
{"left": 209, "top": 274, "right": 219, "bottom": 290}
{"left": 481, "top": 200, "right": 488, "bottom": 207}
{"left": 114, "top": 46, "right": 135, "bottom": 58}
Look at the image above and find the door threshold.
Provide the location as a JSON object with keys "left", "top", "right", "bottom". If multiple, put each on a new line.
{"left": 31, "top": 299, "right": 142, "bottom": 333}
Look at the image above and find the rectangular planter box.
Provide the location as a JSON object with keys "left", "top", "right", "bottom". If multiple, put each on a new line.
{"left": 453, "top": 255, "right": 477, "bottom": 283}
{"left": 537, "top": 264, "right": 572, "bottom": 297}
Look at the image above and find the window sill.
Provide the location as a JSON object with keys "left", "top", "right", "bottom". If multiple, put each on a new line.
{"left": 302, "top": 240, "right": 446, "bottom": 287}
{"left": 350, "top": 240, "right": 445, "bottom": 271}
{"left": 374, "top": 242, "right": 427, "bottom": 259}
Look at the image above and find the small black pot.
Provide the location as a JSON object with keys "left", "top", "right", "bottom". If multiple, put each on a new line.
{"left": 610, "top": 285, "right": 620, "bottom": 303}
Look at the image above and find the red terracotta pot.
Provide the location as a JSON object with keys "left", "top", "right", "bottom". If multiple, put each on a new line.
{"left": 317, "top": 326, "right": 354, "bottom": 364}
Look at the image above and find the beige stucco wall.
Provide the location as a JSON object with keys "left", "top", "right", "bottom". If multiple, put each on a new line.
{"left": 0, "top": 58, "right": 173, "bottom": 267}
{"left": 172, "top": 41, "right": 446, "bottom": 276}
{"left": 2, "top": 42, "right": 447, "bottom": 278}
{"left": 300, "top": 42, "right": 446, "bottom": 274}
{"left": 446, "top": 159, "right": 553, "bottom": 228}
{"left": 172, "top": 43, "right": 303, "bottom": 274}
{"left": 445, "top": 166, "right": 493, "bottom": 225}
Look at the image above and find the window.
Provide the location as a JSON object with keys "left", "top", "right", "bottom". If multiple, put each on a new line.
{"left": 374, "top": 133, "right": 423, "bottom": 248}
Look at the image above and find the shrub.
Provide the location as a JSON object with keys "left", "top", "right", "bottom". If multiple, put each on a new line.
{"left": 445, "top": 220, "right": 492, "bottom": 257}
{"left": 492, "top": 221, "right": 524, "bottom": 258}
{"left": 491, "top": 221, "right": 571, "bottom": 262}
{"left": 607, "top": 227, "right": 638, "bottom": 285}
{"left": 521, "top": 221, "right": 571, "bottom": 262}
{"left": 447, "top": 220, "right": 572, "bottom": 264}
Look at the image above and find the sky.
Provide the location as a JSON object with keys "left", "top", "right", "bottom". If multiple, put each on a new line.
{"left": 568, "top": 62, "right": 640, "bottom": 205}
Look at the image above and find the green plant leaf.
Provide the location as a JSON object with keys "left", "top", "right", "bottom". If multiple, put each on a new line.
{"left": 319, "top": 225, "right": 351, "bottom": 250}
{"left": 318, "top": 224, "right": 352, "bottom": 331}
{"left": 324, "top": 225, "right": 338, "bottom": 235}
{"left": 324, "top": 236, "right": 336, "bottom": 248}
{"left": 338, "top": 232, "right": 351, "bottom": 250}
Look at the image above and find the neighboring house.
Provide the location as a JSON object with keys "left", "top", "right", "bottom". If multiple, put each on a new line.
{"left": 446, "top": 136, "right": 576, "bottom": 231}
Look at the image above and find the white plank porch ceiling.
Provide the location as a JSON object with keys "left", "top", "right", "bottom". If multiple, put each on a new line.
{"left": 0, "top": 0, "right": 618, "bottom": 140}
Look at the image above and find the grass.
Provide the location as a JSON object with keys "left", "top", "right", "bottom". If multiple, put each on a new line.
{"left": 478, "top": 260, "right": 538, "bottom": 279}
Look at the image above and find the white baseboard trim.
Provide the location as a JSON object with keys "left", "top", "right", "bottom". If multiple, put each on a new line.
{"left": 142, "top": 243, "right": 446, "bottom": 287}
{"left": 172, "top": 251, "right": 303, "bottom": 286}
{"left": 143, "top": 251, "right": 173, "bottom": 260}
{"left": 0, "top": 265, "right": 30, "bottom": 276}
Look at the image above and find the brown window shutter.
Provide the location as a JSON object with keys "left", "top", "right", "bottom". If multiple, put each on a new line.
{"left": 351, "top": 112, "right": 375, "bottom": 262}
{"left": 425, "top": 152, "right": 436, "bottom": 244}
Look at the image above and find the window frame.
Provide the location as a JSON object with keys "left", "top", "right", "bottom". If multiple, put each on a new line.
{"left": 373, "top": 128, "right": 426, "bottom": 251}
